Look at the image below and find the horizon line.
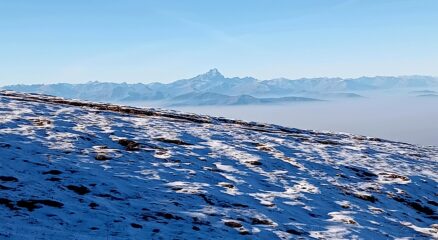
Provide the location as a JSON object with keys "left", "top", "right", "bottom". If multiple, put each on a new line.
{"left": 1, "top": 69, "right": 437, "bottom": 87}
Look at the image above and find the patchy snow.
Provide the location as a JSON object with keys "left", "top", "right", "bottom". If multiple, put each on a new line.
{"left": 0, "top": 91, "right": 437, "bottom": 239}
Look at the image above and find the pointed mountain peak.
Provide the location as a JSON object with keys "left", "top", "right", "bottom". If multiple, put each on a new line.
{"left": 199, "top": 68, "right": 224, "bottom": 78}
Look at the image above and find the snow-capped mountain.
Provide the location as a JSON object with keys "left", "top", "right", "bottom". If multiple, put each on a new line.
{"left": 157, "top": 69, "right": 261, "bottom": 96}
{"left": 1, "top": 82, "right": 165, "bottom": 102}
{"left": 1, "top": 91, "right": 437, "bottom": 239}
{"left": 2, "top": 70, "right": 437, "bottom": 106}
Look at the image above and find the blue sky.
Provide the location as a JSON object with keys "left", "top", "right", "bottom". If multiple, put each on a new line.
{"left": 1, "top": 0, "right": 438, "bottom": 85}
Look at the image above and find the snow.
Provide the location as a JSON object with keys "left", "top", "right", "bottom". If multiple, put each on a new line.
{"left": 0, "top": 91, "right": 437, "bottom": 239}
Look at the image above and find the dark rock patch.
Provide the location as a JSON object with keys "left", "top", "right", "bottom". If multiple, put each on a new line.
{"left": 315, "top": 139, "right": 340, "bottom": 145}
{"left": 232, "top": 203, "right": 249, "bottom": 208}
{"left": 118, "top": 139, "right": 140, "bottom": 151}
{"left": 286, "top": 229, "right": 303, "bottom": 235}
{"left": 0, "top": 198, "right": 15, "bottom": 210}
{"left": 251, "top": 218, "right": 273, "bottom": 225}
{"left": 80, "top": 136, "right": 92, "bottom": 141}
{"left": 142, "top": 213, "right": 158, "bottom": 221}
{"left": 255, "top": 143, "right": 274, "bottom": 152}
{"left": 353, "top": 193, "right": 377, "bottom": 203}
{"left": 393, "top": 197, "right": 435, "bottom": 216}
{"left": 43, "top": 170, "right": 63, "bottom": 175}
{"left": 89, "top": 202, "right": 99, "bottom": 209}
{"left": 0, "top": 185, "right": 14, "bottom": 190}
{"left": 368, "top": 137, "right": 384, "bottom": 142}
{"left": 154, "top": 138, "right": 192, "bottom": 145}
{"left": 345, "top": 166, "right": 377, "bottom": 180}
{"left": 156, "top": 212, "right": 183, "bottom": 220}
{"left": 0, "top": 176, "right": 18, "bottom": 182}
{"left": 110, "top": 189, "right": 120, "bottom": 194}
{"left": 0, "top": 143, "right": 11, "bottom": 148}
{"left": 379, "top": 173, "right": 410, "bottom": 181}
{"left": 308, "top": 213, "right": 320, "bottom": 218}
{"left": 66, "top": 185, "right": 91, "bottom": 195}
{"left": 31, "top": 118, "right": 51, "bottom": 127}
{"left": 46, "top": 177, "right": 62, "bottom": 182}
{"left": 95, "top": 154, "right": 110, "bottom": 161}
{"left": 249, "top": 161, "right": 262, "bottom": 166}
{"left": 17, "top": 199, "right": 63, "bottom": 211}
{"left": 220, "top": 183, "right": 234, "bottom": 188}
{"left": 205, "top": 167, "right": 224, "bottom": 173}
{"left": 95, "top": 193, "right": 123, "bottom": 201}
{"left": 224, "top": 221, "right": 242, "bottom": 228}
{"left": 198, "top": 193, "right": 215, "bottom": 205}
{"left": 131, "top": 223, "right": 142, "bottom": 229}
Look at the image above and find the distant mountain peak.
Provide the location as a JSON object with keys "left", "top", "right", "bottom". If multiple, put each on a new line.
{"left": 198, "top": 68, "right": 224, "bottom": 79}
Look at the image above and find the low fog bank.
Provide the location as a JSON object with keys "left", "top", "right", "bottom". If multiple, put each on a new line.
{"left": 167, "top": 96, "right": 438, "bottom": 146}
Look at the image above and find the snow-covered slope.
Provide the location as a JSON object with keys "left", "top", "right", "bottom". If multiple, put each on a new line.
{"left": 0, "top": 91, "right": 437, "bottom": 240}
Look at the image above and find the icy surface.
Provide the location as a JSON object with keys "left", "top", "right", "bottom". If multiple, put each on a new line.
{"left": 0, "top": 91, "right": 437, "bottom": 239}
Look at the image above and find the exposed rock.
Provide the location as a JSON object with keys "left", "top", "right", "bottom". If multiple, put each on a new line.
{"left": 16, "top": 199, "right": 63, "bottom": 211}
{"left": 95, "top": 154, "right": 110, "bottom": 161}
{"left": 286, "top": 229, "right": 303, "bottom": 235}
{"left": 251, "top": 218, "right": 273, "bottom": 225}
{"left": 353, "top": 192, "right": 377, "bottom": 203}
{"left": 154, "top": 138, "right": 192, "bottom": 145}
{"left": 0, "top": 198, "right": 16, "bottom": 210}
{"left": 224, "top": 221, "right": 243, "bottom": 228}
{"left": 0, "top": 176, "right": 18, "bottom": 182}
{"left": 66, "top": 185, "right": 91, "bottom": 195}
{"left": 42, "top": 170, "right": 63, "bottom": 175}
{"left": 88, "top": 202, "right": 99, "bottom": 209}
{"left": 131, "top": 223, "right": 142, "bottom": 229}
{"left": 118, "top": 139, "right": 141, "bottom": 151}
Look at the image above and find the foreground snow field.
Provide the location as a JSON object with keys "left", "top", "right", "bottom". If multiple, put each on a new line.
{"left": 0, "top": 91, "right": 437, "bottom": 240}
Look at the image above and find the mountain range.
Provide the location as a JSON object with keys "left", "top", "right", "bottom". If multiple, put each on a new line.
{"left": 2, "top": 69, "right": 438, "bottom": 106}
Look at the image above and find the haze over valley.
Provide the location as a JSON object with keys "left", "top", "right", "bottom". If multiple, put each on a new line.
{"left": 3, "top": 69, "right": 438, "bottom": 146}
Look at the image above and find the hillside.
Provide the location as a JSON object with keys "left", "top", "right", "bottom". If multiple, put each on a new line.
{"left": 0, "top": 91, "right": 437, "bottom": 239}
{"left": 169, "top": 92, "right": 320, "bottom": 106}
